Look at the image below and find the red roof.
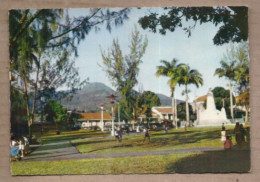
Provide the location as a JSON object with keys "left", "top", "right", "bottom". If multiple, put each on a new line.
{"left": 155, "top": 107, "right": 173, "bottom": 114}
{"left": 79, "top": 113, "right": 112, "bottom": 121}
{"left": 195, "top": 95, "right": 207, "bottom": 102}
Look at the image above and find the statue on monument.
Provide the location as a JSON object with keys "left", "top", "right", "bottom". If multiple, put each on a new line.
{"left": 195, "top": 88, "right": 230, "bottom": 126}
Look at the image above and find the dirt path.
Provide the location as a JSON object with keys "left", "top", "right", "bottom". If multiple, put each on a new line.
{"left": 23, "top": 139, "right": 223, "bottom": 161}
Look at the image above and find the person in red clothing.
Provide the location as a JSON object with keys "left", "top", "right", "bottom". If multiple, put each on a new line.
{"left": 224, "top": 135, "right": 233, "bottom": 149}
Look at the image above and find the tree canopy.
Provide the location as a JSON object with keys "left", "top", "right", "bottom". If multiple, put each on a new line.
{"left": 44, "top": 100, "right": 69, "bottom": 124}
{"left": 101, "top": 27, "right": 148, "bottom": 122}
{"left": 138, "top": 7, "right": 248, "bottom": 45}
{"left": 10, "top": 8, "right": 130, "bottom": 138}
{"left": 137, "top": 91, "right": 161, "bottom": 120}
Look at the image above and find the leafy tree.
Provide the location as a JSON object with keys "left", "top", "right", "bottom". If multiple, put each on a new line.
{"left": 236, "top": 88, "right": 249, "bottom": 122}
{"left": 156, "top": 59, "right": 182, "bottom": 128}
{"left": 137, "top": 91, "right": 161, "bottom": 121}
{"left": 138, "top": 7, "right": 248, "bottom": 45}
{"left": 233, "top": 42, "right": 249, "bottom": 122}
{"left": 177, "top": 103, "right": 196, "bottom": 122}
{"left": 44, "top": 100, "right": 69, "bottom": 131}
{"left": 211, "top": 87, "right": 235, "bottom": 118}
{"left": 9, "top": 8, "right": 130, "bottom": 139}
{"left": 178, "top": 64, "right": 203, "bottom": 126}
{"left": 101, "top": 27, "right": 148, "bottom": 123}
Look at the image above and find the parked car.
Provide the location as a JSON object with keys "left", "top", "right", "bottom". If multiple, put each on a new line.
{"left": 71, "top": 124, "right": 81, "bottom": 130}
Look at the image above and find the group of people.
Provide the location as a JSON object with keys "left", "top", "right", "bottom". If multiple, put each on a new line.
{"left": 221, "top": 122, "right": 248, "bottom": 150}
{"left": 234, "top": 122, "right": 248, "bottom": 144}
{"left": 10, "top": 135, "right": 29, "bottom": 160}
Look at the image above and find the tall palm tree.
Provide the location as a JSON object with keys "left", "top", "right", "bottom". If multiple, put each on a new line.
{"left": 215, "top": 60, "right": 236, "bottom": 120}
{"left": 178, "top": 64, "right": 203, "bottom": 126}
{"left": 156, "top": 59, "right": 182, "bottom": 129}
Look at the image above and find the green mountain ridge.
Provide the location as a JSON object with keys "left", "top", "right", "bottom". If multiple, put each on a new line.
{"left": 61, "top": 82, "right": 183, "bottom": 112}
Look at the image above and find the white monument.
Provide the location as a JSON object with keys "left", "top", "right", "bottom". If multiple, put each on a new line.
{"left": 195, "top": 88, "right": 230, "bottom": 126}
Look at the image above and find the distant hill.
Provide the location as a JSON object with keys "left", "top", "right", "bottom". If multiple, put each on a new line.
{"left": 61, "top": 82, "right": 117, "bottom": 112}
{"left": 60, "top": 82, "right": 184, "bottom": 112}
{"left": 156, "top": 93, "right": 184, "bottom": 106}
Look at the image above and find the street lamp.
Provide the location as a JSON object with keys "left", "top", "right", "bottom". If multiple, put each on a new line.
{"left": 100, "top": 104, "right": 104, "bottom": 132}
{"left": 118, "top": 102, "right": 120, "bottom": 127}
{"left": 106, "top": 94, "right": 117, "bottom": 136}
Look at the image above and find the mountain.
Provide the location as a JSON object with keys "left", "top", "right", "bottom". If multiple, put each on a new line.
{"left": 61, "top": 82, "right": 184, "bottom": 112}
{"left": 156, "top": 93, "right": 184, "bottom": 106}
{"left": 61, "top": 82, "right": 117, "bottom": 112}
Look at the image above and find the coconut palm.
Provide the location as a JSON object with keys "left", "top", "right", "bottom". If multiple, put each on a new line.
{"left": 156, "top": 59, "right": 182, "bottom": 129}
{"left": 178, "top": 64, "right": 203, "bottom": 126}
{"left": 215, "top": 60, "right": 236, "bottom": 120}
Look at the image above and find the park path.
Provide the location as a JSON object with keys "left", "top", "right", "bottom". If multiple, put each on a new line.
{"left": 23, "top": 138, "right": 223, "bottom": 161}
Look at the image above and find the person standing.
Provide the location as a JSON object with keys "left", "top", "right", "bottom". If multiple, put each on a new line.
{"left": 221, "top": 123, "right": 226, "bottom": 142}
{"left": 234, "top": 122, "right": 242, "bottom": 145}
{"left": 224, "top": 135, "right": 233, "bottom": 149}
{"left": 240, "top": 124, "right": 246, "bottom": 142}
{"left": 18, "top": 137, "right": 25, "bottom": 158}
{"left": 143, "top": 128, "right": 150, "bottom": 143}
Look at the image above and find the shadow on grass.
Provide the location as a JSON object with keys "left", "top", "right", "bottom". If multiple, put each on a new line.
{"left": 71, "top": 138, "right": 113, "bottom": 147}
{"left": 32, "top": 143, "right": 72, "bottom": 152}
{"left": 42, "top": 130, "right": 109, "bottom": 143}
{"left": 28, "top": 152, "right": 53, "bottom": 157}
{"left": 166, "top": 149, "right": 250, "bottom": 173}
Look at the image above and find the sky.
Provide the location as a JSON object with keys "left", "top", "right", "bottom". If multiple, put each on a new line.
{"left": 68, "top": 7, "right": 234, "bottom": 102}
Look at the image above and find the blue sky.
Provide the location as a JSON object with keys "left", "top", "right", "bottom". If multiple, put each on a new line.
{"left": 68, "top": 7, "right": 233, "bottom": 102}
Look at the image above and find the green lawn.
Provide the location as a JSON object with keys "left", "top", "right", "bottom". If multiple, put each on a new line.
{"left": 11, "top": 149, "right": 250, "bottom": 175}
{"left": 40, "top": 129, "right": 110, "bottom": 144}
{"left": 71, "top": 126, "right": 240, "bottom": 154}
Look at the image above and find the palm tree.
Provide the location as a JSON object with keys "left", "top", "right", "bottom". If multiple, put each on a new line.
{"left": 215, "top": 60, "right": 236, "bottom": 120}
{"left": 178, "top": 64, "right": 203, "bottom": 126}
{"left": 156, "top": 59, "right": 182, "bottom": 129}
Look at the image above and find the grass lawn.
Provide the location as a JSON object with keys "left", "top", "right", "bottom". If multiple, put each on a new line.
{"left": 11, "top": 149, "right": 250, "bottom": 175}
{"left": 40, "top": 129, "right": 110, "bottom": 144}
{"left": 71, "top": 126, "right": 242, "bottom": 154}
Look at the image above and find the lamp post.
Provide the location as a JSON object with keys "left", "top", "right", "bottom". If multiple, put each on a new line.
{"left": 118, "top": 103, "right": 120, "bottom": 127}
{"left": 100, "top": 104, "right": 104, "bottom": 131}
{"left": 107, "top": 94, "right": 117, "bottom": 136}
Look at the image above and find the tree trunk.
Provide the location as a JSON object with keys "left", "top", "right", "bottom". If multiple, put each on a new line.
{"left": 31, "top": 64, "right": 40, "bottom": 134}
{"left": 22, "top": 77, "right": 32, "bottom": 140}
{"left": 245, "top": 104, "right": 249, "bottom": 124}
{"left": 174, "top": 98, "right": 178, "bottom": 123}
{"left": 185, "top": 85, "right": 190, "bottom": 126}
{"left": 229, "top": 80, "right": 234, "bottom": 120}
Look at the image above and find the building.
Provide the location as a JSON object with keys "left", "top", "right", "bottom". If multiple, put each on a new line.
{"left": 152, "top": 106, "right": 174, "bottom": 121}
{"left": 78, "top": 113, "right": 112, "bottom": 128}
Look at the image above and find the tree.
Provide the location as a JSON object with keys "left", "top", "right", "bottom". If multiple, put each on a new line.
{"left": 236, "top": 88, "right": 249, "bottom": 123}
{"left": 211, "top": 87, "right": 235, "bottom": 118}
{"left": 177, "top": 103, "right": 196, "bottom": 122}
{"left": 138, "top": 7, "right": 248, "bottom": 45}
{"left": 44, "top": 100, "right": 69, "bottom": 132}
{"left": 101, "top": 27, "right": 148, "bottom": 123}
{"left": 233, "top": 42, "right": 249, "bottom": 122}
{"left": 178, "top": 64, "right": 203, "bottom": 126}
{"left": 215, "top": 49, "right": 238, "bottom": 120}
{"left": 137, "top": 91, "right": 161, "bottom": 122}
{"left": 156, "top": 59, "right": 182, "bottom": 128}
{"left": 10, "top": 8, "right": 130, "bottom": 139}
